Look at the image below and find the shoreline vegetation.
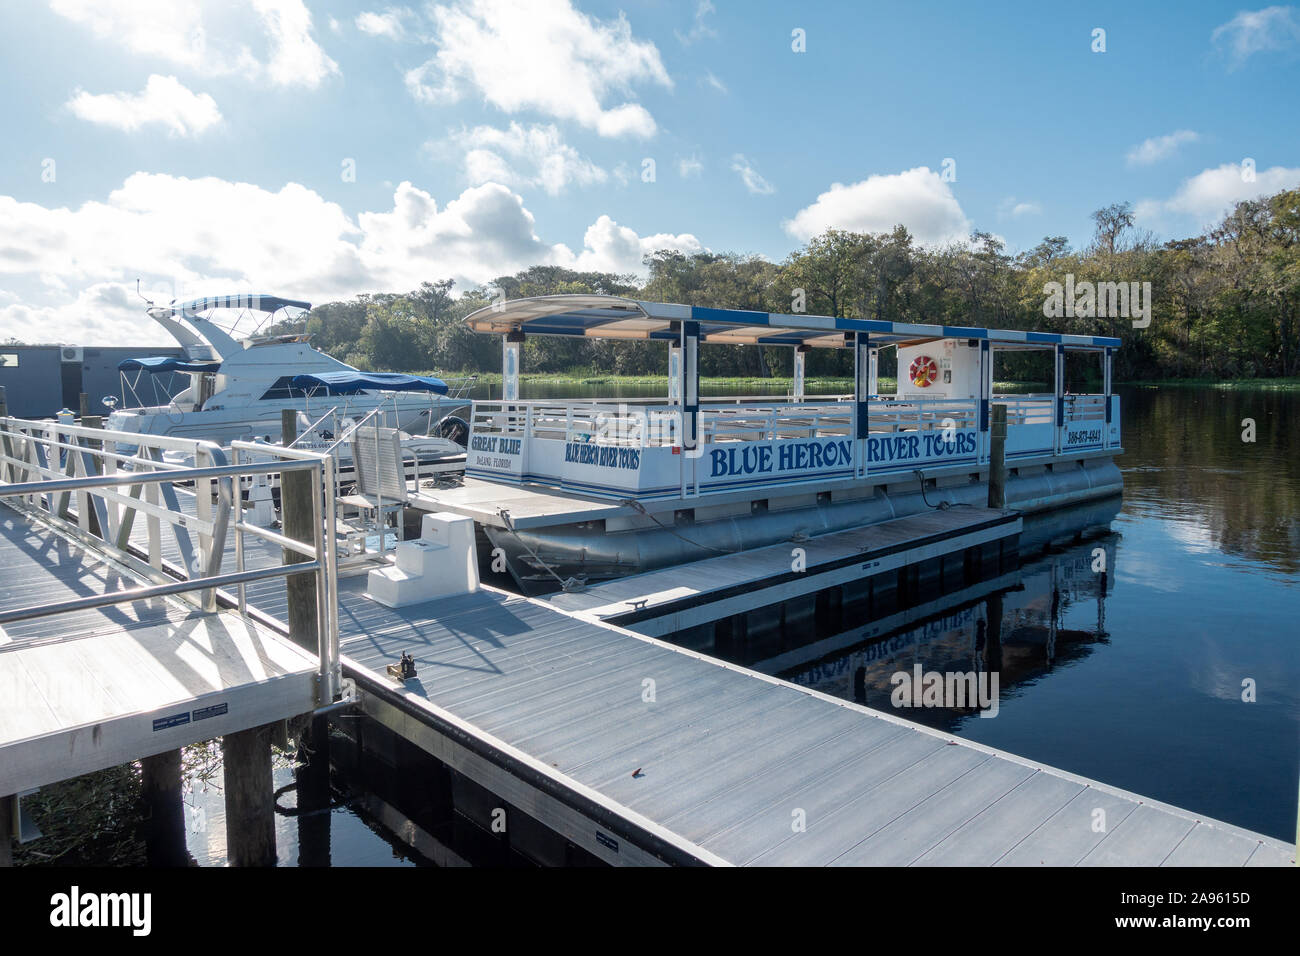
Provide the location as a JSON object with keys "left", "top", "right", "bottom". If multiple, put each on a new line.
{"left": 255, "top": 189, "right": 1300, "bottom": 384}
{"left": 439, "top": 372, "right": 1300, "bottom": 392}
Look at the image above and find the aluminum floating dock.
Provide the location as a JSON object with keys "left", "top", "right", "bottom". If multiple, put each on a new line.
{"left": 0, "top": 505, "right": 319, "bottom": 797}
{"left": 547, "top": 506, "right": 1020, "bottom": 636}
{"left": 0, "top": 413, "right": 1289, "bottom": 868}
{"left": 410, "top": 475, "right": 635, "bottom": 529}
{"left": 244, "top": 576, "right": 1294, "bottom": 867}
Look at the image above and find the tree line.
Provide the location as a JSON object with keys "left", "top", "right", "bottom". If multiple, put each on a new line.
{"left": 268, "top": 188, "right": 1300, "bottom": 383}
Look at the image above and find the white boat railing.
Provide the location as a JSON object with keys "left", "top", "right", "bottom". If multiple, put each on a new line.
{"left": 466, "top": 393, "right": 1120, "bottom": 499}
{"left": 471, "top": 398, "right": 982, "bottom": 445}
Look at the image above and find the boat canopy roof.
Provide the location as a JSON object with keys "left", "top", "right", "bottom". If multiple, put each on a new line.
{"left": 465, "top": 295, "right": 1122, "bottom": 351}
{"left": 290, "top": 371, "right": 449, "bottom": 395}
{"left": 148, "top": 295, "right": 312, "bottom": 318}
{"left": 118, "top": 356, "right": 222, "bottom": 374}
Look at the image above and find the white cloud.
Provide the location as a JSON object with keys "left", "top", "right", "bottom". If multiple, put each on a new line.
{"left": 564, "top": 215, "right": 704, "bottom": 275}
{"left": 254, "top": 0, "right": 339, "bottom": 87}
{"left": 678, "top": 155, "right": 703, "bottom": 178}
{"left": 451, "top": 122, "right": 607, "bottom": 195}
{"left": 356, "top": 8, "right": 412, "bottom": 39}
{"left": 49, "top": 0, "right": 338, "bottom": 89}
{"left": 998, "top": 197, "right": 1041, "bottom": 218}
{"left": 731, "top": 154, "right": 774, "bottom": 195}
{"left": 66, "top": 75, "right": 221, "bottom": 137}
{"left": 49, "top": 0, "right": 219, "bottom": 69}
{"left": 1135, "top": 161, "right": 1300, "bottom": 228}
{"left": 1211, "top": 5, "right": 1300, "bottom": 68}
{"left": 784, "top": 166, "right": 972, "bottom": 245}
{"left": 404, "top": 0, "right": 670, "bottom": 138}
{"left": 0, "top": 173, "right": 702, "bottom": 343}
{"left": 1126, "top": 129, "right": 1199, "bottom": 166}
{"left": 704, "top": 71, "right": 727, "bottom": 94}
{"left": 676, "top": 1, "right": 717, "bottom": 45}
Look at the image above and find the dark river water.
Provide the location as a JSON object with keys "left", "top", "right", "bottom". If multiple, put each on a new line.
{"left": 774, "top": 385, "right": 1299, "bottom": 842}
{"left": 174, "top": 384, "right": 1297, "bottom": 863}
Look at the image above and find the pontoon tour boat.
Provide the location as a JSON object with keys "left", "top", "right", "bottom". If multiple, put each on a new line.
{"left": 414, "top": 294, "right": 1125, "bottom": 592}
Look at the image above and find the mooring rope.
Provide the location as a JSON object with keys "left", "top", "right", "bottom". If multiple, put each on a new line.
{"left": 913, "top": 468, "right": 976, "bottom": 510}
{"left": 495, "top": 507, "right": 586, "bottom": 592}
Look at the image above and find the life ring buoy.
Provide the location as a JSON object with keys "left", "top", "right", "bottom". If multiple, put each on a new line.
{"left": 909, "top": 355, "right": 939, "bottom": 388}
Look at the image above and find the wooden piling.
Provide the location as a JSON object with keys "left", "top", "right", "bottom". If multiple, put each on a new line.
{"left": 141, "top": 749, "right": 189, "bottom": 866}
{"left": 78, "top": 392, "right": 90, "bottom": 420}
{"left": 988, "top": 403, "right": 1007, "bottom": 509}
{"left": 221, "top": 723, "right": 277, "bottom": 866}
{"left": 278, "top": 410, "right": 331, "bottom": 793}
{"left": 295, "top": 739, "right": 332, "bottom": 867}
{"left": 280, "top": 409, "right": 318, "bottom": 654}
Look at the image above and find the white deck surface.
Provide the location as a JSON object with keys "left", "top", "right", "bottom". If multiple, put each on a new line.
{"left": 0, "top": 505, "right": 320, "bottom": 795}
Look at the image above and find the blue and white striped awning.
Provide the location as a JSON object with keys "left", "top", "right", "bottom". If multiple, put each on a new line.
{"left": 464, "top": 295, "right": 1122, "bottom": 350}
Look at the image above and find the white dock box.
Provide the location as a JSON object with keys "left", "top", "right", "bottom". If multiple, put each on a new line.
{"left": 367, "top": 512, "right": 480, "bottom": 608}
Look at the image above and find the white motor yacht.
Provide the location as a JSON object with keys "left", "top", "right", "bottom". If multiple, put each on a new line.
{"left": 106, "top": 293, "right": 472, "bottom": 449}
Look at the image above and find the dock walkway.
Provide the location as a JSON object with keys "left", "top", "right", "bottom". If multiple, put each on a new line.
{"left": 246, "top": 575, "right": 1294, "bottom": 867}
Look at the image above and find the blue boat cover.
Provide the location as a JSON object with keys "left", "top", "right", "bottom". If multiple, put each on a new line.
{"left": 290, "top": 371, "right": 449, "bottom": 395}
{"left": 118, "top": 356, "right": 222, "bottom": 373}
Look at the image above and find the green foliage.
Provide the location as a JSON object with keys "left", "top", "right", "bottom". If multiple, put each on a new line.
{"left": 13, "top": 763, "right": 146, "bottom": 866}
{"left": 267, "top": 189, "right": 1300, "bottom": 382}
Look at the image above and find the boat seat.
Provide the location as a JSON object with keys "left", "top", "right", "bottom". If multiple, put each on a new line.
{"left": 343, "top": 425, "right": 410, "bottom": 538}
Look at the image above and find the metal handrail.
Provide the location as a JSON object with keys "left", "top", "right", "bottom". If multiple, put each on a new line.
{"left": 0, "top": 562, "right": 321, "bottom": 626}
{"left": 0, "top": 417, "right": 343, "bottom": 706}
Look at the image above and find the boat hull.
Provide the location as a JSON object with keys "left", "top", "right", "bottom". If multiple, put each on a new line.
{"left": 485, "top": 457, "right": 1123, "bottom": 591}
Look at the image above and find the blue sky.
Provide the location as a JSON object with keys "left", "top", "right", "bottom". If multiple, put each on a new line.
{"left": 1, "top": 0, "right": 1298, "bottom": 344}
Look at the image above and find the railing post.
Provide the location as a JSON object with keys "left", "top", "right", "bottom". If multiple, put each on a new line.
{"left": 1054, "top": 344, "right": 1065, "bottom": 454}
{"left": 0, "top": 386, "right": 14, "bottom": 484}
{"left": 680, "top": 321, "right": 700, "bottom": 498}
{"left": 502, "top": 333, "right": 522, "bottom": 401}
{"left": 79, "top": 416, "right": 104, "bottom": 539}
{"left": 233, "top": 446, "right": 248, "bottom": 616}
{"left": 854, "top": 333, "right": 870, "bottom": 478}
{"left": 979, "top": 340, "right": 992, "bottom": 462}
{"left": 989, "top": 404, "right": 1007, "bottom": 509}
{"left": 1103, "top": 347, "right": 1114, "bottom": 448}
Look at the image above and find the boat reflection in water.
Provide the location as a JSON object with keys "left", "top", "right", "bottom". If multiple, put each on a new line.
{"left": 737, "top": 497, "right": 1123, "bottom": 734}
